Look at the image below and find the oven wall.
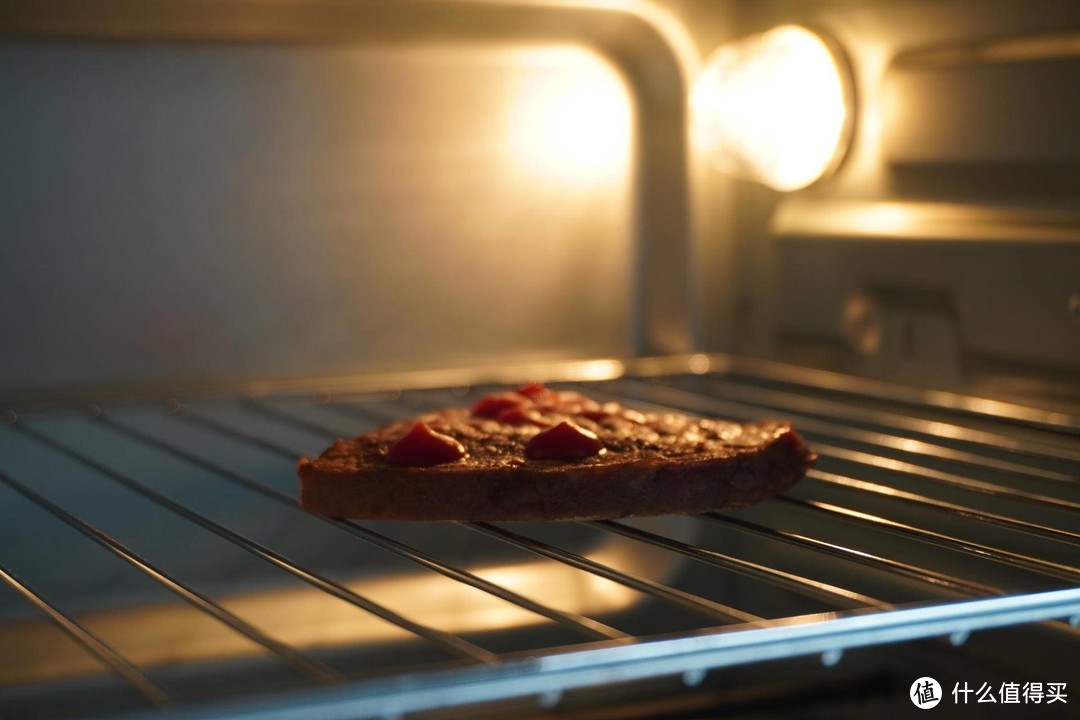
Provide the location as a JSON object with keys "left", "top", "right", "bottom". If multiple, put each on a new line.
{"left": 3, "top": 0, "right": 724, "bottom": 402}
{"left": 1, "top": 39, "right": 642, "bottom": 397}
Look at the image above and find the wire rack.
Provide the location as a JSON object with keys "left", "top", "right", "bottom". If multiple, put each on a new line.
{"left": 1, "top": 360, "right": 1078, "bottom": 719}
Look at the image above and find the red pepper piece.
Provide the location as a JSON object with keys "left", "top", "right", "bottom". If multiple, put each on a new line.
{"left": 386, "top": 422, "right": 466, "bottom": 466}
{"left": 526, "top": 421, "right": 605, "bottom": 460}
{"left": 471, "top": 392, "right": 527, "bottom": 418}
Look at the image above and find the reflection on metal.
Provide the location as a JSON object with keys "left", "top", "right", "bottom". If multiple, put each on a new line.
{"left": 895, "top": 32, "right": 1080, "bottom": 67}
{"left": 0, "top": 554, "right": 640, "bottom": 686}
{"left": 692, "top": 26, "right": 852, "bottom": 191}
{"left": 772, "top": 199, "right": 1080, "bottom": 243}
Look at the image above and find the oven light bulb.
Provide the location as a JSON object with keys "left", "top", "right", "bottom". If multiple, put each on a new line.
{"left": 691, "top": 25, "right": 851, "bottom": 191}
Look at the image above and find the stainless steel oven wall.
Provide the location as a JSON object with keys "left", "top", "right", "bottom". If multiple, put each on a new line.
{"left": 694, "top": 0, "right": 1080, "bottom": 400}
{"left": 0, "top": 0, "right": 704, "bottom": 402}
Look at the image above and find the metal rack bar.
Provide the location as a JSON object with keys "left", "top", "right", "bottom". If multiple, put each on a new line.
{"left": 711, "top": 358, "right": 1080, "bottom": 434}
{"left": 806, "top": 470, "right": 1080, "bottom": 545}
{"left": 330, "top": 522, "right": 630, "bottom": 642}
{"left": 0, "top": 469, "right": 342, "bottom": 685}
{"left": 776, "top": 497, "right": 1080, "bottom": 584}
{"left": 3, "top": 368, "right": 1078, "bottom": 720}
{"left": 180, "top": 408, "right": 299, "bottom": 461}
{"left": 245, "top": 398, "right": 357, "bottom": 441}
{"left": 813, "top": 443, "right": 1080, "bottom": 513}
{"left": 1, "top": 371, "right": 1077, "bottom": 720}
{"left": 95, "top": 413, "right": 629, "bottom": 643}
{"left": 699, "top": 512, "right": 1001, "bottom": 597}
{"left": 587, "top": 383, "right": 1080, "bottom": 510}
{"left": 700, "top": 511, "right": 1080, "bottom": 639}
{"left": 0, "top": 561, "right": 170, "bottom": 706}
{"left": 695, "top": 377, "right": 1080, "bottom": 463}
{"left": 10, "top": 422, "right": 498, "bottom": 665}
{"left": 463, "top": 522, "right": 764, "bottom": 625}
{"left": 589, "top": 520, "right": 888, "bottom": 609}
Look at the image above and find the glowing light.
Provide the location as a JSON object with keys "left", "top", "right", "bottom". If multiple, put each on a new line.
{"left": 692, "top": 26, "right": 851, "bottom": 191}
{"left": 688, "top": 354, "right": 710, "bottom": 374}
{"left": 505, "top": 47, "right": 633, "bottom": 187}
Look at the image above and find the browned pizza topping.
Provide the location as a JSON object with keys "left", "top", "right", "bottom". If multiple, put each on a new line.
{"left": 385, "top": 421, "right": 466, "bottom": 467}
{"left": 526, "top": 420, "right": 606, "bottom": 460}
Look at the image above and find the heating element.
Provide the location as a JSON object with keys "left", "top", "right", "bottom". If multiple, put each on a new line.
{"left": 1, "top": 356, "right": 1078, "bottom": 719}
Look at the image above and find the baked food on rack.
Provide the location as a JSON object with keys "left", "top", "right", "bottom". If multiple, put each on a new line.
{"left": 297, "top": 383, "right": 816, "bottom": 521}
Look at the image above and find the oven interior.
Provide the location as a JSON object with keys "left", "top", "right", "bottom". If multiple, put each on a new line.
{"left": 1, "top": 1, "right": 1078, "bottom": 718}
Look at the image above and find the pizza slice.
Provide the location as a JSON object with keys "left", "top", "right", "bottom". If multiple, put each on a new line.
{"left": 297, "top": 383, "right": 816, "bottom": 521}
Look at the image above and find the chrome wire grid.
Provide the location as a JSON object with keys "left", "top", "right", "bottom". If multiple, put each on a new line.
{"left": 1, "top": 362, "right": 1078, "bottom": 719}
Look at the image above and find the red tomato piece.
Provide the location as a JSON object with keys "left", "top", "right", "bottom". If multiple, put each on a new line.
{"left": 386, "top": 422, "right": 466, "bottom": 466}
{"left": 525, "top": 421, "right": 606, "bottom": 460}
